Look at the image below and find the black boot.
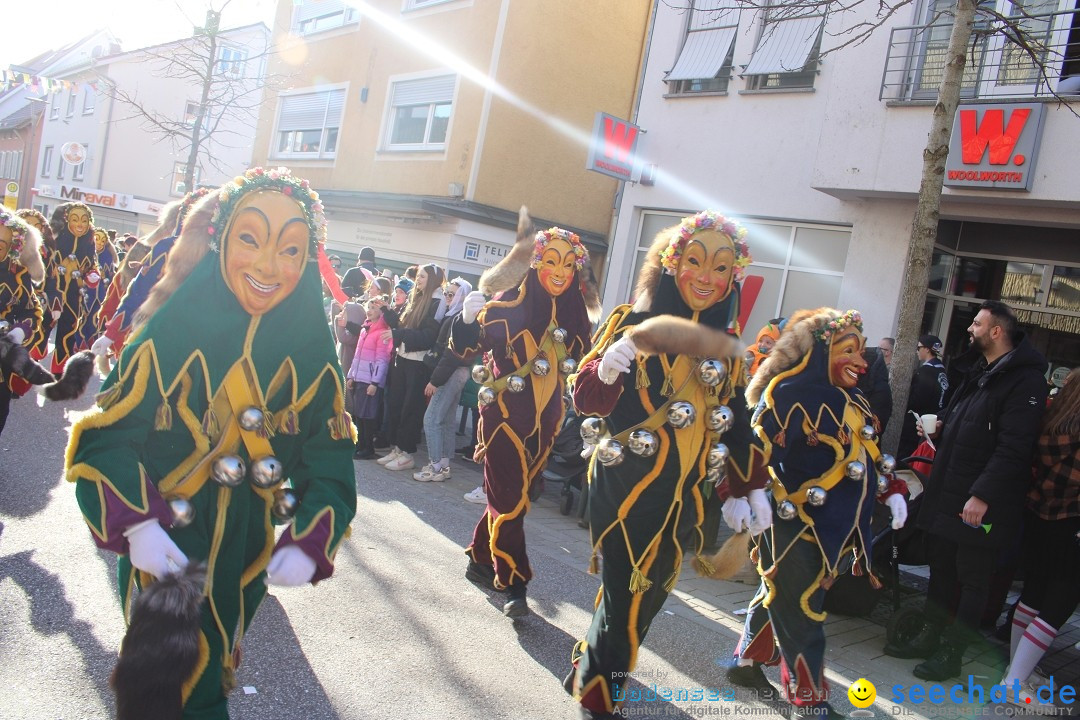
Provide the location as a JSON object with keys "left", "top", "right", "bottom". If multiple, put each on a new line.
{"left": 503, "top": 582, "right": 530, "bottom": 618}
{"left": 465, "top": 560, "right": 496, "bottom": 588}
{"left": 723, "top": 659, "right": 775, "bottom": 695}
{"left": 883, "top": 622, "right": 940, "bottom": 659}
{"left": 913, "top": 636, "right": 964, "bottom": 681}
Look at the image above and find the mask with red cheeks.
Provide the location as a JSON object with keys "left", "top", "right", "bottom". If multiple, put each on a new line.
{"left": 221, "top": 190, "right": 309, "bottom": 316}
{"left": 675, "top": 230, "right": 735, "bottom": 312}
{"left": 828, "top": 329, "right": 868, "bottom": 389}
{"left": 536, "top": 238, "right": 576, "bottom": 297}
{"left": 67, "top": 207, "right": 91, "bottom": 238}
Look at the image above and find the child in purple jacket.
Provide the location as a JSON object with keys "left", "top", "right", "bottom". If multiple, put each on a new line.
{"left": 347, "top": 294, "right": 394, "bottom": 459}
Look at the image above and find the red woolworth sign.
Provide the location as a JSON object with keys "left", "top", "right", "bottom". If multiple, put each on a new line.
{"left": 944, "top": 103, "right": 1046, "bottom": 192}
{"left": 586, "top": 112, "right": 641, "bottom": 181}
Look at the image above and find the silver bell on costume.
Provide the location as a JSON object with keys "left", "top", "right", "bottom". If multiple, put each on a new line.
{"left": 506, "top": 375, "right": 526, "bottom": 393}
{"left": 211, "top": 455, "right": 246, "bottom": 488}
{"left": 551, "top": 327, "right": 567, "bottom": 344}
{"left": 595, "top": 437, "right": 624, "bottom": 467}
{"left": 860, "top": 425, "right": 877, "bottom": 442}
{"left": 559, "top": 357, "right": 577, "bottom": 375}
{"left": 169, "top": 497, "right": 195, "bottom": 528}
{"left": 698, "top": 359, "right": 728, "bottom": 387}
{"left": 707, "top": 405, "right": 734, "bottom": 433}
{"left": 706, "top": 442, "right": 730, "bottom": 469}
{"left": 667, "top": 401, "right": 697, "bottom": 429}
{"left": 777, "top": 500, "right": 798, "bottom": 520}
{"left": 877, "top": 454, "right": 896, "bottom": 474}
{"left": 877, "top": 476, "right": 890, "bottom": 495}
{"left": 532, "top": 357, "right": 551, "bottom": 376}
{"left": 627, "top": 429, "right": 658, "bottom": 457}
{"left": 477, "top": 386, "right": 497, "bottom": 406}
{"left": 845, "top": 461, "right": 866, "bottom": 482}
{"left": 250, "top": 455, "right": 283, "bottom": 489}
{"left": 471, "top": 365, "right": 491, "bottom": 384}
{"left": 706, "top": 467, "right": 723, "bottom": 484}
{"left": 806, "top": 486, "right": 828, "bottom": 507}
{"left": 272, "top": 489, "right": 299, "bottom": 522}
{"left": 580, "top": 417, "right": 606, "bottom": 445}
{"left": 238, "top": 406, "right": 265, "bottom": 432}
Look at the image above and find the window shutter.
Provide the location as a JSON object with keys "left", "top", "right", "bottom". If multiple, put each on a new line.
{"left": 743, "top": 15, "right": 824, "bottom": 75}
{"left": 326, "top": 89, "right": 345, "bottom": 127}
{"left": 278, "top": 93, "right": 330, "bottom": 131}
{"left": 391, "top": 75, "right": 456, "bottom": 107}
{"left": 296, "top": 0, "right": 345, "bottom": 22}
{"left": 668, "top": 27, "right": 738, "bottom": 80}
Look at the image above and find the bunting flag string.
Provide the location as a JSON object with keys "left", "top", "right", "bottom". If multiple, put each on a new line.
{"left": 0, "top": 68, "right": 99, "bottom": 95}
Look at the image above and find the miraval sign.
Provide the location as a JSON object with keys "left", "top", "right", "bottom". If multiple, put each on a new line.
{"left": 37, "top": 184, "right": 134, "bottom": 209}
{"left": 944, "top": 103, "right": 1046, "bottom": 192}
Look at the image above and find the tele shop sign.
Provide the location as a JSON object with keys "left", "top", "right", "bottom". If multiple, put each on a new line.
{"left": 944, "top": 103, "right": 1045, "bottom": 192}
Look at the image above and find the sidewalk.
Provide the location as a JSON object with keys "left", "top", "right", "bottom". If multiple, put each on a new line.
{"left": 368, "top": 443, "right": 1080, "bottom": 720}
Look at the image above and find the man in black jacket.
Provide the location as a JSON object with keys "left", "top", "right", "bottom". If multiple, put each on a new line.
{"left": 857, "top": 345, "right": 893, "bottom": 434}
{"left": 887, "top": 301, "right": 1047, "bottom": 680}
{"left": 341, "top": 246, "right": 379, "bottom": 298}
{"left": 897, "top": 334, "right": 950, "bottom": 459}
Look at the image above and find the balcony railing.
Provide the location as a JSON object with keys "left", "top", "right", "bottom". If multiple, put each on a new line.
{"left": 880, "top": 7, "right": 1080, "bottom": 101}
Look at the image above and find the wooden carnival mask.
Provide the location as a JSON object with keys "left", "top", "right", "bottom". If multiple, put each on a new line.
{"left": 674, "top": 230, "right": 736, "bottom": 313}
{"left": 67, "top": 206, "right": 92, "bottom": 238}
{"left": 828, "top": 328, "right": 867, "bottom": 389}
{"left": 0, "top": 224, "right": 12, "bottom": 261}
{"left": 536, "top": 237, "right": 577, "bottom": 297}
{"left": 94, "top": 229, "right": 109, "bottom": 253}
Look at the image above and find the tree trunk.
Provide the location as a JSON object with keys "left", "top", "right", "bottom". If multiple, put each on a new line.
{"left": 883, "top": 0, "right": 978, "bottom": 455}
{"left": 185, "top": 32, "right": 218, "bottom": 193}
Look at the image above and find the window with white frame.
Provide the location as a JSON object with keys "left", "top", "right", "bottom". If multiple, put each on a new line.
{"left": 404, "top": 0, "right": 457, "bottom": 10}
{"left": 273, "top": 88, "right": 346, "bottom": 159}
{"left": 217, "top": 46, "right": 248, "bottom": 77}
{"left": 71, "top": 146, "right": 87, "bottom": 181}
{"left": 294, "top": 0, "right": 360, "bottom": 34}
{"left": 743, "top": 5, "right": 826, "bottom": 90}
{"left": 666, "top": 0, "right": 740, "bottom": 95}
{"left": 629, "top": 212, "right": 850, "bottom": 336}
{"left": 385, "top": 74, "right": 455, "bottom": 151}
{"left": 184, "top": 101, "right": 201, "bottom": 127}
{"left": 57, "top": 152, "right": 66, "bottom": 180}
{"left": 171, "top": 161, "right": 201, "bottom": 196}
{"left": 50, "top": 99, "right": 60, "bottom": 120}
{"left": 41, "top": 146, "right": 53, "bottom": 176}
{"left": 82, "top": 86, "right": 95, "bottom": 114}
{"left": 66, "top": 90, "right": 76, "bottom": 117}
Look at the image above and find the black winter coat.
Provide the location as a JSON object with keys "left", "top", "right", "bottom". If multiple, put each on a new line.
{"left": 857, "top": 347, "right": 893, "bottom": 433}
{"left": 898, "top": 358, "right": 950, "bottom": 459}
{"left": 916, "top": 333, "right": 1048, "bottom": 548}
{"left": 428, "top": 311, "right": 469, "bottom": 387}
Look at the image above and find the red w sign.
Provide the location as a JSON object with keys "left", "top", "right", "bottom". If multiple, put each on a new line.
{"left": 959, "top": 107, "right": 1031, "bottom": 165}
{"left": 587, "top": 112, "right": 642, "bottom": 181}
{"left": 945, "top": 103, "right": 1045, "bottom": 192}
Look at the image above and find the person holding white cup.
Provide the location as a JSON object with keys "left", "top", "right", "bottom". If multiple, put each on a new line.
{"left": 898, "top": 334, "right": 949, "bottom": 458}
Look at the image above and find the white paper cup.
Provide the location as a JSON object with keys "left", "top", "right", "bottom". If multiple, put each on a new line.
{"left": 920, "top": 414, "right": 938, "bottom": 435}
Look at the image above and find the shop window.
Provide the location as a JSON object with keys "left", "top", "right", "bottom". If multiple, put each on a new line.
{"left": 666, "top": 0, "right": 739, "bottom": 95}
{"left": 742, "top": 5, "right": 825, "bottom": 90}
{"left": 385, "top": 74, "right": 455, "bottom": 151}
{"left": 273, "top": 87, "right": 345, "bottom": 159}
{"left": 1048, "top": 265, "right": 1080, "bottom": 311}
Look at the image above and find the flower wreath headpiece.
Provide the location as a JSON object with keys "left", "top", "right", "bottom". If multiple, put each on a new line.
{"left": 176, "top": 187, "right": 212, "bottom": 235}
{"left": 812, "top": 310, "right": 863, "bottom": 344}
{"left": 207, "top": 167, "right": 326, "bottom": 255}
{"left": 531, "top": 227, "right": 588, "bottom": 271}
{"left": 0, "top": 209, "right": 30, "bottom": 262}
{"left": 63, "top": 202, "right": 94, "bottom": 227}
{"left": 659, "top": 210, "right": 751, "bottom": 281}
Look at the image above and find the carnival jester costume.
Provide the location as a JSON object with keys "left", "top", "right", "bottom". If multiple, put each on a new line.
{"left": 66, "top": 168, "right": 357, "bottom": 720}
{"left": 725, "top": 308, "right": 907, "bottom": 718}
{"left": 16, "top": 208, "right": 58, "bottom": 361}
{"left": 0, "top": 210, "right": 46, "bottom": 435}
{"left": 452, "top": 208, "right": 600, "bottom": 617}
{"left": 49, "top": 202, "right": 99, "bottom": 374}
{"left": 566, "top": 210, "right": 768, "bottom": 719}
{"left": 76, "top": 228, "right": 117, "bottom": 347}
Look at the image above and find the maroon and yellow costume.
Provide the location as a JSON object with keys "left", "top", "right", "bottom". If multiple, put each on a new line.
{"left": 49, "top": 202, "right": 99, "bottom": 374}
{"left": 0, "top": 210, "right": 46, "bottom": 435}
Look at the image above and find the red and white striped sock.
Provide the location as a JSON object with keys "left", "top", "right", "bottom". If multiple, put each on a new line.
{"left": 1005, "top": 617, "right": 1057, "bottom": 687}
{"left": 1011, "top": 602, "right": 1039, "bottom": 657}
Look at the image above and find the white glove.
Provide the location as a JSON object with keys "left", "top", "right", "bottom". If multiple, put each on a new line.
{"left": 125, "top": 519, "right": 189, "bottom": 579}
{"left": 461, "top": 291, "right": 487, "bottom": 324}
{"left": 266, "top": 545, "right": 316, "bottom": 587}
{"left": 746, "top": 489, "right": 773, "bottom": 535}
{"left": 91, "top": 335, "right": 113, "bottom": 357}
{"left": 51, "top": 310, "right": 61, "bottom": 321}
{"left": 597, "top": 336, "right": 637, "bottom": 385}
{"left": 5, "top": 327, "right": 25, "bottom": 344}
{"left": 885, "top": 493, "right": 908, "bottom": 530}
{"left": 722, "top": 497, "right": 752, "bottom": 532}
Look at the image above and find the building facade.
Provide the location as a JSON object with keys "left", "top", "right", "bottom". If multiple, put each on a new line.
{"left": 250, "top": 0, "right": 653, "bottom": 282}
{"left": 609, "top": 0, "right": 1080, "bottom": 381}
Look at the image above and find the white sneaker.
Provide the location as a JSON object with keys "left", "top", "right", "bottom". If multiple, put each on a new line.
{"left": 413, "top": 464, "right": 450, "bottom": 482}
{"left": 376, "top": 448, "right": 401, "bottom": 465}
{"left": 385, "top": 453, "right": 415, "bottom": 471}
{"left": 999, "top": 679, "right": 1058, "bottom": 715}
{"left": 464, "top": 486, "right": 487, "bottom": 504}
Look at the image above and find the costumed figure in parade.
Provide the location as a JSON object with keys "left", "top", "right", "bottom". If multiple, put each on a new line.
{"left": 724, "top": 308, "right": 909, "bottom": 719}
{"left": 75, "top": 227, "right": 117, "bottom": 348}
{"left": 566, "top": 210, "right": 767, "bottom": 719}
{"left": 66, "top": 167, "right": 357, "bottom": 720}
{"left": 92, "top": 190, "right": 210, "bottom": 368}
{"left": 453, "top": 207, "right": 600, "bottom": 617}
{"left": 16, "top": 208, "right": 58, "bottom": 362}
{"left": 49, "top": 202, "right": 99, "bottom": 374}
{"left": 745, "top": 317, "right": 786, "bottom": 379}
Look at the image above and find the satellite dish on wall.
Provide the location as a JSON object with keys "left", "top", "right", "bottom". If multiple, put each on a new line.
{"left": 61, "top": 142, "right": 87, "bottom": 166}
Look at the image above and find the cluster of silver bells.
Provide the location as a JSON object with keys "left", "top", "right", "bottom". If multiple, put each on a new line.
{"left": 472, "top": 357, "right": 577, "bottom": 408}
{"left": 168, "top": 487, "right": 297, "bottom": 528}
{"left": 579, "top": 416, "right": 732, "bottom": 469}
{"left": 775, "top": 425, "right": 896, "bottom": 518}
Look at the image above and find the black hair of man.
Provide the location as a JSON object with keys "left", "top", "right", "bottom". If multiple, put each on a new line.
{"left": 978, "top": 299, "right": 1017, "bottom": 341}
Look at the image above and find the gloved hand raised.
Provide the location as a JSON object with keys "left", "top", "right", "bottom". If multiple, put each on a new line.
{"left": 91, "top": 335, "right": 113, "bottom": 357}
{"left": 597, "top": 336, "right": 637, "bottom": 385}
{"left": 265, "top": 545, "right": 317, "bottom": 587}
{"left": 722, "top": 497, "right": 752, "bottom": 532}
{"left": 461, "top": 291, "right": 487, "bottom": 325}
{"left": 746, "top": 489, "right": 773, "bottom": 535}
{"left": 125, "top": 519, "right": 189, "bottom": 579}
{"left": 885, "top": 493, "right": 908, "bottom": 530}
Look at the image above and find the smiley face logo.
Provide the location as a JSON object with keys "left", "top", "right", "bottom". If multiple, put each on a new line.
{"left": 848, "top": 678, "right": 876, "bottom": 708}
